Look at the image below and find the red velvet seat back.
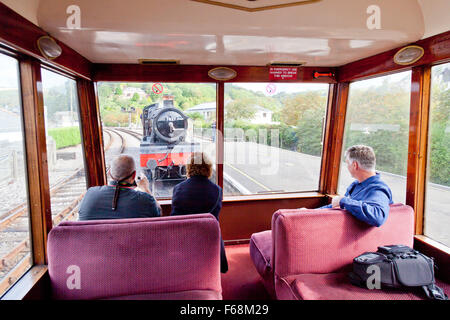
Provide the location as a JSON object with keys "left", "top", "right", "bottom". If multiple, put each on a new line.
{"left": 272, "top": 204, "right": 414, "bottom": 279}
{"left": 47, "top": 214, "right": 222, "bottom": 299}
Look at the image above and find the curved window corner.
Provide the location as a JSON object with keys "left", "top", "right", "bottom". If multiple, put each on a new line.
{"left": 0, "top": 53, "right": 32, "bottom": 296}
{"left": 424, "top": 62, "right": 450, "bottom": 248}
{"left": 97, "top": 82, "right": 217, "bottom": 199}
{"left": 337, "top": 71, "right": 412, "bottom": 203}
{"left": 41, "top": 68, "right": 87, "bottom": 226}
{"left": 223, "top": 83, "right": 329, "bottom": 196}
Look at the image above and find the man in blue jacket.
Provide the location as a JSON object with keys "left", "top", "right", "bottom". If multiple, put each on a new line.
{"left": 79, "top": 155, "right": 161, "bottom": 220}
{"left": 319, "top": 145, "right": 393, "bottom": 227}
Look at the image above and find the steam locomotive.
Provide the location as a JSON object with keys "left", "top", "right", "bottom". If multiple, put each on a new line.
{"left": 140, "top": 96, "right": 200, "bottom": 189}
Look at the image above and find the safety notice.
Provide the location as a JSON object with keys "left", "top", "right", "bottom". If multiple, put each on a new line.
{"left": 269, "top": 67, "right": 298, "bottom": 80}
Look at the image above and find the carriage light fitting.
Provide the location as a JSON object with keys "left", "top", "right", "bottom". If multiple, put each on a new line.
{"left": 393, "top": 45, "right": 424, "bottom": 65}
{"left": 208, "top": 67, "right": 237, "bottom": 81}
{"left": 37, "top": 36, "right": 62, "bottom": 60}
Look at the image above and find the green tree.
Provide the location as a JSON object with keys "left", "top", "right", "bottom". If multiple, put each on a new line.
{"left": 280, "top": 92, "right": 326, "bottom": 126}
{"left": 131, "top": 93, "right": 140, "bottom": 101}
{"left": 225, "top": 98, "right": 257, "bottom": 121}
{"left": 296, "top": 108, "right": 325, "bottom": 155}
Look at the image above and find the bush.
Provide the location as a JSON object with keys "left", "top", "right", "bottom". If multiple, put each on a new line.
{"left": 47, "top": 126, "right": 81, "bottom": 149}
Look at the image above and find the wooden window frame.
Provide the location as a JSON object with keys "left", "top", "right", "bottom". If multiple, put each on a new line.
{"left": 19, "top": 56, "right": 52, "bottom": 265}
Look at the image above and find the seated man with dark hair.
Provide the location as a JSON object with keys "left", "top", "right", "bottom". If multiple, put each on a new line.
{"left": 78, "top": 154, "right": 161, "bottom": 220}
{"left": 318, "top": 145, "right": 393, "bottom": 227}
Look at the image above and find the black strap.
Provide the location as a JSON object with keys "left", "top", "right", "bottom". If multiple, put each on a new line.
{"left": 422, "top": 283, "right": 448, "bottom": 300}
{"left": 110, "top": 171, "right": 136, "bottom": 211}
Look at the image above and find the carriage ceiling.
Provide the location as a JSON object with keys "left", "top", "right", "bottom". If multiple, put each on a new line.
{"left": 1, "top": 0, "right": 450, "bottom": 66}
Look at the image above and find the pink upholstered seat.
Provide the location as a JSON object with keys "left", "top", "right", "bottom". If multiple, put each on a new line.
{"left": 291, "top": 273, "right": 450, "bottom": 300}
{"left": 250, "top": 204, "right": 427, "bottom": 300}
{"left": 249, "top": 230, "right": 274, "bottom": 297}
{"left": 47, "top": 214, "right": 222, "bottom": 300}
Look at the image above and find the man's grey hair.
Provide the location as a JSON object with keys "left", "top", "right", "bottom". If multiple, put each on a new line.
{"left": 344, "top": 145, "right": 376, "bottom": 171}
{"left": 110, "top": 155, "right": 136, "bottom": 181}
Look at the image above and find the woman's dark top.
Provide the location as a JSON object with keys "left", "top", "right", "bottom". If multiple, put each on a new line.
{"left": 171, "top": 175, "right": 228, "bottom": 273}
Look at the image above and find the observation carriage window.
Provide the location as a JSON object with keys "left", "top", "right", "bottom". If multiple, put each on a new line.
{"left": 223, "top": 83, "right": 329, "bottom": 196}
{"left": 424, "top": 62, "right": 450, "bottom": 247}
{"left": 97, "top": 82, "right": 217, "bottom": 198}
{"left": 41, "top": 69, "right": 87, "bottom": 225}
{"left": 0, "top": 54, "right": 32, "bottom": 296}
{"left": 337, "top": 71, "right": 412, "bottom": 203}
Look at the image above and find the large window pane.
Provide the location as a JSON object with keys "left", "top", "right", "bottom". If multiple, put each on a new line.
{"left": 223, "top": 83, "right": 329, "bottom": 196}
{"left": 424, "top": 63, "right": 450, "bottom": 247}
{"left": 338, "top": 71, "right": 411, "bottom": 203}
{"left": 41, "top": 69, "right": 87, "bottom": 225}
{"left": 0, "top": 54, "right": 32, "bottom": 296}
{"left": 97, "top": 82, "right": 216, "bottom": 198}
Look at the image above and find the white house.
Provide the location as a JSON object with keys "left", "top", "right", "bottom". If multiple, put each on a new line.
{"left": 186, "top": 102, "right": 217, "bottom": 121}
{"left": 122, "top": 87, "right": 147, "bottom": 100}
{"left": 252, "top": 105, "right": 274, "bottom": 124}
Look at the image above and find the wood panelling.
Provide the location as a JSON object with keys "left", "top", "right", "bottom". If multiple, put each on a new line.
{"left": 319, "top": 83, "right": 336, "bottom": 194}
{"left": 19, "top": 58, "right": 52, "bottom": 265}
{"left": 220, "top": 194, "right": 326, "bottom": 241}
{"left": 414, "top": 236, "right": 450, "bottom": 283}
{"left": 159, "top": 194, "right": 327, "bottom": 241}
{"left": 320, "top": 82, "right": 349, "bottom": 195}
{"left": 77, "top": 79, "right": 107, "bottom": 187}
{"left": 0, "top": 2, "right": 92, "bottom": 80}
{"left": 1, "top": 266, "right": 49, "bottom": 300}
{"left": 406, "top": 66, "right": 431, "bottom": 235}
{"left": 93, "top": 64, "right": 337, "bottom": 83}
{"left": 216, "top": 82, "right": 224, "bottom": 189}
{"left": 338, "top": 31, "right": 450, "bottom": 83}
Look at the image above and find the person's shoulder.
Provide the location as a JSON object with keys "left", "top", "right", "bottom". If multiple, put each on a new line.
{"left": 133, "top": 189, "right": 155, "bottom": 201}
{"left": 175, "top": 178, "right": 190, "bottom": 190}
{"left": 371, "top": 174, "right": 392, "bottom": 190}
{"left": 204, "top": 177, "right": 221, "bottom": 189}
{"left": 84, "top": 186, "right": 105, "bottom": 197}
{"left": 347, "top": 180, "right": 358, "bottom": 189}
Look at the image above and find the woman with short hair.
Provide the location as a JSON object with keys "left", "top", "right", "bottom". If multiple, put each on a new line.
{"left": 171, "top": 152, "right": 228, "bottom": 273}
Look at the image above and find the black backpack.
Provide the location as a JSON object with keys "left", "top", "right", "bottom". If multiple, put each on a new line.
{"left": 348, "top": 245, "right": 448, "bottom": 300}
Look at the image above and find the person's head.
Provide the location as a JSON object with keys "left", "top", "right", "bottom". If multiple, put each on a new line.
{"left": 186, "top": 152, "right": 213, "bottom": 178}
{"left": 344, "top": 145, "right": 376, "bottom": 180}
{"left": 109, "top": 154, "right": 136, "bottom": 183}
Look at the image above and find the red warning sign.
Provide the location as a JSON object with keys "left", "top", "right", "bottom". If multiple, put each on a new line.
{"left": 269, "top": 67, "right": 298, "bottom": 80}
{"left": 152, "top": 83, "right": 164, "bottom": 94}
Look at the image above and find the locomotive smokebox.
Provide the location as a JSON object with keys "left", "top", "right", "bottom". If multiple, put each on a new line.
{"left": 140, "top": 97, "right": 201, "bottom": 193}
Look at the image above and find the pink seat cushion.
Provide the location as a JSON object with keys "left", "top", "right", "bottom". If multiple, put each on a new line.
{"left": 291, "top": 273, "right": 450, "bottom": 300}
{"left": 249, "top": 230, "right": 275, "bottom": 297}
{"left": 107, "top": 290, "right": 222, "bottom": 300}
{"left": 249, "top": 230, "right": 273, "bottom": 278}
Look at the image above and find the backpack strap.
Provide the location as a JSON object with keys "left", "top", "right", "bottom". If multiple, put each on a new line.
{"left": 422, "top": 283, "right": 448, "bottom": 300}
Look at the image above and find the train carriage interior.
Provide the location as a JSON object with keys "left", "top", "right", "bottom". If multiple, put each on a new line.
{"left": 0, "top": 0, "right": 449, "bottom": 305}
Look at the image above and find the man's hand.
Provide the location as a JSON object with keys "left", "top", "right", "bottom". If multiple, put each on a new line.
{"left": 137, "top": 175, "right": 151, "bottom": 194}
{"left": 137, "top": 175, "right": 162, "bottom": 214}
{"left": 331, "top": 195, "right": 344, "bottom": 208}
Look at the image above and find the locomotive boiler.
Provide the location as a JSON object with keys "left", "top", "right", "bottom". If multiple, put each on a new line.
{"left": 140, "top": 96, "right": 200, "bottom": 188}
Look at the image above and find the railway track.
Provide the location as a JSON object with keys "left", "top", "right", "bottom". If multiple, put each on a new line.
{"left": 0, "top": 128, "right": 125, "bottom": 294}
